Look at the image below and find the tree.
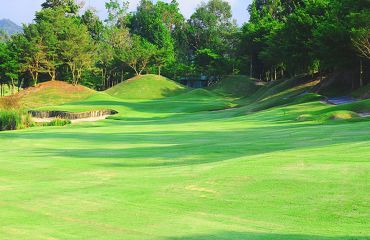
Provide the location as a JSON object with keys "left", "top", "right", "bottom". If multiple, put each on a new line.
{"left": 13, "top": 24, "right": 47, "bottom": 86}
{"left": 81, "top": 9, "right": 104, "bottom": 42}
{"left": 129, "top": 0, "right": 176, "bottom": 75}
{"left": 105, "top": 0, "right": 129, "bottom": 27}
{"left": 0, "top": 41, "right": 20, "bottom": 94}
{"left": 348, "top": 4, "right": 370, "bottom": 87}
{"left": 41, "top": 0, "right": 82, "bottom": 15}
{"left": 188, "top": 0, "right": 238, "bottom": 76}
{"left": 0, "top": 30, "right": 9, "bottom": 42}
{"left": 116, "top": 34, "right": 156, "bottom": 75}
{"left": 35, "top": 8, "right": 66, "bottom": 81}
{"left": 59, "top": 19, "right": 93, "bottom": 85}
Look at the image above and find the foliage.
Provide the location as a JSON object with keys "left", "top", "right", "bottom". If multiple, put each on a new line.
{"left": 241, "top": 0, "right": 370, "bottom": 86}
{"left": 187, "top": 0, "right": 238, "bottom": 76}
{"left": 47, "top": 118, "right": 71, "bottom": 126}
{"left": 1, "top": 0, "right": 369, "bottom": 94}
{"left": 0, "top": 109, "right": 33, "bottom": 131}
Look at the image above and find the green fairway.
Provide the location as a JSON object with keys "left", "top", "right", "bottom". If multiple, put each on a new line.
{"left": 0, "top": 82, "right": 369, "bottom": 239}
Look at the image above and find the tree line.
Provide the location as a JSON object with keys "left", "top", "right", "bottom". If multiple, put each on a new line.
{"left": 241, "top": 0, "right": 369, "bottom": 88}
{"left": 0, "top": 0, "right": 369, "bottom": 95}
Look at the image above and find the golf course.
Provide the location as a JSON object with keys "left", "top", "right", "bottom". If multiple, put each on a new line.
{"left": 0, "top": 75, "right": 369, "bottom": 239}
{"left": 0, "top": 0, "right": 369, "bottom": 238}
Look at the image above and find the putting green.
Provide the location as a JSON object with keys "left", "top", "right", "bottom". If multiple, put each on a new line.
{"left": 0, "top": 85, "right": 369, "bottom": 239}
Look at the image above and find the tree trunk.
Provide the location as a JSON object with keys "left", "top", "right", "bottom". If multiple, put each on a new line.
{"left": 158, "top": 66, "right": 161, "bottom": 76}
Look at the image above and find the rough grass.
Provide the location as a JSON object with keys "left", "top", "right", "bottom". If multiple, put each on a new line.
{"left": 0, "top": 94, "right": 21, "bottom": 110}
{"left": 48, "top": 118, "right": 71, "bottom": 126}
{"left": 12, "top": 80, "right": 95, "bottom": 109}
{"left": 105, "top": 74, "right": 188, "bottom": 100}
{"left": 0, "top": 109, "right": 33, "bottom": 131}
{"left": 0, "top": 76, "right": 369, "bottom": 239}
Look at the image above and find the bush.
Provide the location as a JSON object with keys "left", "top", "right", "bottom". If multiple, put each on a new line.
{"left": 48, "top": 118, "right": 71, "bottom": 126}
{"left": 0, "top": 110, "right": 34, "bottom": 131}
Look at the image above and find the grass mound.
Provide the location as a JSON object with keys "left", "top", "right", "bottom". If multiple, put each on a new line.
{"left": 234, "top": 75, "right": 323, "bottom": 114}
{"left": 105, "top": 74, "right": 187, "bottom": 99}
{"left": 173, "top": 88, "right": 219, "bottom": 100}
{"left": 292, "top": 93, "right": 324, "bottom": 104}
{"left": 318, "top": 99, "right": 370, "bottom": 115}
{"left": 13, "top": 80, "right": 95, "bottom": 109}
{"left": 210, "top": 75, "right": 260, "bottom": 97}
{"left": 325, "top": 111, "right": 359, "bottom": 120}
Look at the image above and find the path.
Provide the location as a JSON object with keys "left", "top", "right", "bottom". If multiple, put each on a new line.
{"left": 327, "top": 97, "right": 357, "bottom": 105}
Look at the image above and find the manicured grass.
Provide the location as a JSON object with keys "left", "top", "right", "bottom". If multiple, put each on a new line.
{"left": 210, "top": 75, "right": 260, "bottom": 97}
{"left": 0, "top": 77, "right": 369, "bottom": 239}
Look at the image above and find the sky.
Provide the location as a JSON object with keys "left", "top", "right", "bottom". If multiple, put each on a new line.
{"left": 0, "top": 0, "right": 251, "bottom": 26}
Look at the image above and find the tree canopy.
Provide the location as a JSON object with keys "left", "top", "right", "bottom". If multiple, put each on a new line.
{"left": 0, "top": 0, "right": 368, "bottom": 91}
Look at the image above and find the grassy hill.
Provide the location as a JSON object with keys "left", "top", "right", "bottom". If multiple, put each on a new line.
{"left": 105, "top": 74, "right": 187, "bottom": 100}
{"left": 10, "top": 80, "right": 95, "bottom": 109}
{"left": 0, "top": 75, "right": 369, "bottom": 239}
{"left": 210, "top": 75, "right": 261, "bottom": 97}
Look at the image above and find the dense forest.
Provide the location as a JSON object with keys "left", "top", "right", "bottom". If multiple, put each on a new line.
{"left": 0, "top": 0, "right": 369, "bottom": 94}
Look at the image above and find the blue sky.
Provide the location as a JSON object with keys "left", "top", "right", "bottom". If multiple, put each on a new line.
{"left": 0, "top": 0, "right": 251, "bottom": 26}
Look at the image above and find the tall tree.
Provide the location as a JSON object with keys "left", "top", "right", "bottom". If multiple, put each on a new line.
{"left": 129, "top": 0, "right": 175, "bottom": 75}
{"left": 116, "top": 34, "right": 156, "bottom": 75}
{"left": 13, "top": 24, "right": 47, "bottom": 86}
{"left": 188, "top": 0, "right": 238, "bottom": 76}
{"left": 59, "top": 18, "right": 93, "bottom": 85}
{"left": 81, "top": 9, "right": 104, "bottom": 42}
{"left": 41, "top": 0, "right": 82, "bottom": 15}
{"left": 0, "top": 41, "right": 20, "bottom": 94}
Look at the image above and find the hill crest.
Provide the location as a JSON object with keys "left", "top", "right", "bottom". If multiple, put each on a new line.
{"left": 105, "top": 74, "right": 187, "bottom": 99}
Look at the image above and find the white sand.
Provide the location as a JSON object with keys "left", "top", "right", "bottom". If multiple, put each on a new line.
{"left": 33, "top": 115, "right": 111, "bottom": 124}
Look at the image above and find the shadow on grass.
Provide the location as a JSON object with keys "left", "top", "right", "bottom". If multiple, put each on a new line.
{"left": 14, "top": 119, "right": 370, "bottom": 167}
{"left": 166, "top": 232, "right": 370, "bottom": 240}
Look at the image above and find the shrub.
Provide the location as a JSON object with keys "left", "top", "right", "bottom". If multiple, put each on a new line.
{"left": 48, "top": 118, "right": 71, "bottom": 126}
{"left": 0, "top": 110, "right": 34, "bottom": 131}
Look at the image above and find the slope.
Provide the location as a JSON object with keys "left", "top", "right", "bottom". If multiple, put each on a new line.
{"left": 13, "top": 80, "right": 95, "bottom": 109}
{"left": 105, "top": 74, "right": 187, "bottom": 100}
